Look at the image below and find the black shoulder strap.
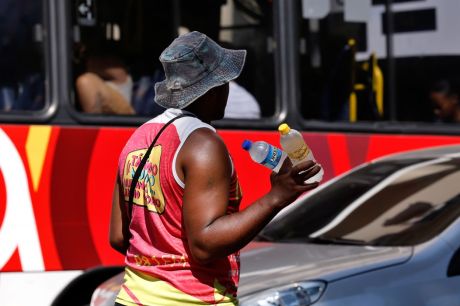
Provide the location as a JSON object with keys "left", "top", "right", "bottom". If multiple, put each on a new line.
{"left": 128, "top": 113, "right": 195, "bottom": 218}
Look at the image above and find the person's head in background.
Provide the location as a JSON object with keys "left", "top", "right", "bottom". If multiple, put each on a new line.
{"left": 430, "top": 79, "right": 460, "bottom": 123}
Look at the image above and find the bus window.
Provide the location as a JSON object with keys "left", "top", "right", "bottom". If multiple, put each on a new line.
{"left": 297, "top": 0, "right": 376, "bottom": 122}
{"left": 70, "top": 0, "right": 276, "bottom": 119}
{"left": 298, "top": 0, "right": 460, "bottom": 124}
{"left": 71, "top": 0, "right": 175, "bottom": 116}
{"left": 381, "top": 0, "right": 460, "bottom": 123}
{"left": 0, "top": 0, "right": 46, "bottom": 113}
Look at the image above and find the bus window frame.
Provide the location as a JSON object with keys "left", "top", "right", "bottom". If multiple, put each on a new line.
{"left": 289, "top": 0, "right": 460, "bottom": 136}
{"left": 55, "top": 0, "right": 287, "bottom": 129}
{"left": 0, "top": 0, "right": 58, "bottom": 124}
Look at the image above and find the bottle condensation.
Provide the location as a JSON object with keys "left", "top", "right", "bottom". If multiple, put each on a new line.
{"left": 242, "top": 140, "right": 287, "bottom": 173}
{"left": 278, "top": 123, "right": 324, "bottom": 183}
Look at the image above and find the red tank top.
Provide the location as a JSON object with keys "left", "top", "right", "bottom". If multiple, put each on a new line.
{"left": 116, "top": 109, "right": 242, "bottom": 305}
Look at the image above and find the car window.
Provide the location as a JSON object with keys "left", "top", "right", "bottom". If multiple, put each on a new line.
{"left": 260, "top": 157, "right": 460, "bottom": 246}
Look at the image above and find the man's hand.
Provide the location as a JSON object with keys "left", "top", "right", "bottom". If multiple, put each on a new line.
{"left": 268, "top": 159, "right": 321, "bottom": 209}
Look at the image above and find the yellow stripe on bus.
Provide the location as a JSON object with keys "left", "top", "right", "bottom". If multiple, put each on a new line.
{"left": 26, "top": 125, "right": 52, "bottom": 192}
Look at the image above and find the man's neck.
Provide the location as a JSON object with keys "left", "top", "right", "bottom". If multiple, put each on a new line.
{"left": 183, "top": 105, "right": 213, "bottom": 124}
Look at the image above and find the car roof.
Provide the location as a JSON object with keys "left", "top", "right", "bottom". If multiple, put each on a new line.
{"left": 374, "top": 144, "right": 460, "bottom": 162}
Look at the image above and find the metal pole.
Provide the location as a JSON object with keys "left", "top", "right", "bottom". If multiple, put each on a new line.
{"left": 172, "top": 0, "right": 181, "bottom": 36}
{"left": 385, "top": 0, "right": 397, "bottom": 121}
{"left": 274, "top": 0, "right": 301, "bottom": 125}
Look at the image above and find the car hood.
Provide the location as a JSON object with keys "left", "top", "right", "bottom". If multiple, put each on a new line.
{"left": 238, "top": 241, "right": 412, "bottom": 296}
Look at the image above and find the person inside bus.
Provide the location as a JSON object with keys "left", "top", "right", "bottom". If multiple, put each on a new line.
{"left": 109, "top": 31, "right": 321, "bottom": 306}
{"left": 429, "top": 79, "right": 460, "bottom": 123}
{"left": 75, "top": 49, "right": 135, "bottom": 115}
{"left": 224, "top": 80, "right": 261, "bottom": 119}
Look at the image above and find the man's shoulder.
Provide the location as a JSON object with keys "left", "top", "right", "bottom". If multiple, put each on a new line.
{"left": 179, "top": 127, "right": 231, "bottom": 175}
{"left": 181, "top": 127, "right": 228, "bottom": 159}
{"left": 186, "top": 127, "right": 224, "bottom": 146}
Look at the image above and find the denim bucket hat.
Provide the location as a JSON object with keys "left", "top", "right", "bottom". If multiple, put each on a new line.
{"left": 154, "top": 31, "right": 246, "bottom": 109}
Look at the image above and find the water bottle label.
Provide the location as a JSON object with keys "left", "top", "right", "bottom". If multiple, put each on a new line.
{"left": 262, "top": 146, "right": 283, "bottom": 170}
{"left": 288, "top": 144, "right": 310, "bottom": 161}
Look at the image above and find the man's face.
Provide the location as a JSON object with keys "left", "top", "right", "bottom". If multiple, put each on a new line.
{"left": 430, "top": 91, "right": 458, "bottom": 121}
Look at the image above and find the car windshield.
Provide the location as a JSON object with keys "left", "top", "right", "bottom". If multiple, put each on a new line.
{"left": 259, "top": 157, "right": 460, "bottom": 246}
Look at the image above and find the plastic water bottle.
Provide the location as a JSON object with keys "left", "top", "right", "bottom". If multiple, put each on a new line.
{"left": 242, "top": 140, "right": 287, "bottom": 173}
{"left": 278, "top": 123, "right": 324, "bottom": 183}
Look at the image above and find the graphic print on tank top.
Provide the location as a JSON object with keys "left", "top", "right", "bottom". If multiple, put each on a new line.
{"left": 122, "top": 146, "right": 165, "bottom": 214}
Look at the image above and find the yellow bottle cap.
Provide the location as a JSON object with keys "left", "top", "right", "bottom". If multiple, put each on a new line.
{"left": 278, "top": 123, "right": 291, "bottom": 135}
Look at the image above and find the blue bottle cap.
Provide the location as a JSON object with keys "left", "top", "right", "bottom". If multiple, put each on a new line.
{"left": 242, "top": 140, "right": 253, "bottom": 151}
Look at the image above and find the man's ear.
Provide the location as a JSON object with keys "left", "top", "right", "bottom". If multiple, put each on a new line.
{"left": 451, "top": 94, "right": 459, "bottom": 105}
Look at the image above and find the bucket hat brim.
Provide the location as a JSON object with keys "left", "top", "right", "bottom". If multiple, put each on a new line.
{"left": 154, "top": 48, "right": 246, "bottom": 109}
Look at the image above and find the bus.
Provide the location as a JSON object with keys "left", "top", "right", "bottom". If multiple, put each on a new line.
{"left": 2, "top": 0, "right": 460, "bottom": 305}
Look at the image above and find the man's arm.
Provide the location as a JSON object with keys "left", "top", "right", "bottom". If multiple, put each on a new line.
{"left": 179, "top": 129, "right": 320, "bottom": 264}
{"left": 109, "top": 176, "right": 130, "bottom": 254}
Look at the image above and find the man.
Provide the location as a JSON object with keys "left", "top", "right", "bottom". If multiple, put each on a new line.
{"left": 109, "top": 31, "right": 321, "bottom": 306}
{"left": 430, "top": 79, "right": 460, "bottom": 123}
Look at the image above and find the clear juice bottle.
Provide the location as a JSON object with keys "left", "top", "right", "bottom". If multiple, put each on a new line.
{"left": 278, "top": 123, "right": 323, "bottom": 183}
